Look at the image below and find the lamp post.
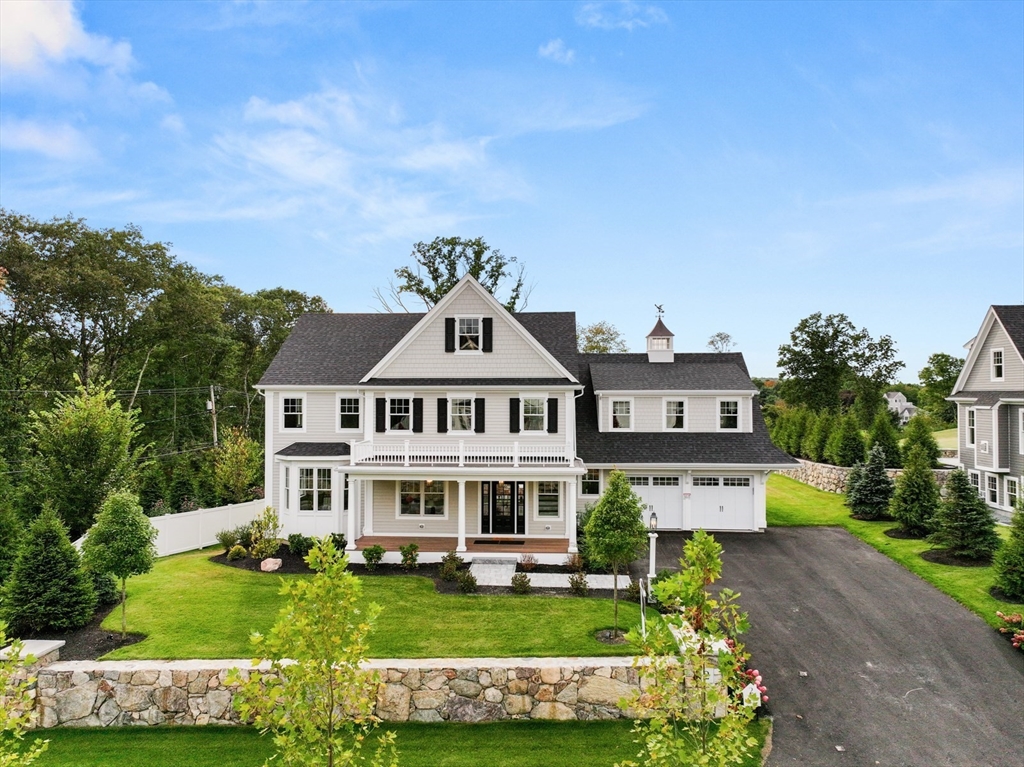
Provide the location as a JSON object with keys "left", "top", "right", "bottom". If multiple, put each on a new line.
{"left": 647, "top": 512, "right": 658, "bottom": 579}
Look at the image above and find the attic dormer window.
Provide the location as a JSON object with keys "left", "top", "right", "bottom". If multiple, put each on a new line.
{"left": 992, "top": 349, "right": 1004, "bottom": 381}
{"left": 458, "top": 317, "right": 481, "bottom": 351}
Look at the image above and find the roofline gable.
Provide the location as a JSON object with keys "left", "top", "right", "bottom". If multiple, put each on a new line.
{"left": 951, "top": 306, "right": 1024, "bottom": 395}
{"left": 359, "top": 274, "right": 579, "bottom": 384}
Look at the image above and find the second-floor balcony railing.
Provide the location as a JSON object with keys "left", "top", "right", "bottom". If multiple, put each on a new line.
{"left": 351, "top": 439, "right": 571, "bottom": 467}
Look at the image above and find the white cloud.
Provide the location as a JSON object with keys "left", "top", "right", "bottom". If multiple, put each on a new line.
{"left": 538, "top": 39, "right": 576, "bottom": 65}
{"left": 0, "top": 0, "right": 132, "bottom": 74}
{"left": 575, "top": 1, "right": 668, "bottom": 31}
{"left": 0, "top": 118, "right": 93, "bottom": 160}
{"left": 160, "top": 114, "right": 187, "bottom": 135}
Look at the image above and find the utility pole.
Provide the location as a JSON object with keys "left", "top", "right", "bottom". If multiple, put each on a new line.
{"left": 208, "top": 384, "right": 218, "bottom": 447}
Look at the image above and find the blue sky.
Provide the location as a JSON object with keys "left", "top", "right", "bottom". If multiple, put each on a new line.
{"left": 1, "top": 0, "right": 1022, "bottom": 378}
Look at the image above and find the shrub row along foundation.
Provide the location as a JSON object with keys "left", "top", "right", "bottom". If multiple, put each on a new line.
{"left": 29, "top": 657, "right": 644, "bottom": 728}
{"left": 778, "top": 458, "right": 951, "bottom": 495}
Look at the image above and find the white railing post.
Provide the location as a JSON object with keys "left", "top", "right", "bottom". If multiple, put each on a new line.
{"left": 514, "top": 441, "right": 520, "bottom": 468}
{"left": 459, "top": 439, "right": 465, "bottom": 467}
{"left": 404, "top": 440, "right": 410, "bottom": 467}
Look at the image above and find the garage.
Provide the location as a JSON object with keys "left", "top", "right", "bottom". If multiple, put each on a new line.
{"left": 690, "top": 475, "right": 755, "bottom": 530}
{"left": 626, "top": 475, "right": 683, "bottom": 529}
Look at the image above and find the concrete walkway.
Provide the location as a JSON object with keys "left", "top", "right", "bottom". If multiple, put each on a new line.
{"left": 644, "top": 529, "right": 1024, "bottom": 766}
{"left": 469, "top": 557, "right": 626, "bottom": 589}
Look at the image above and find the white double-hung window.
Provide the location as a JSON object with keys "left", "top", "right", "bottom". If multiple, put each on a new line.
{"left": 967, "top": 409, "right": 976, "bottom": 447}
{"left": 282, "top": 395, "right": 305, "bottom": 430}
{"left": 298, "top": 468, "right": 332, "bottom": 511}
{"left": 522, "top": 397, "right": 546, "bottom": 431}
{"left": 450, "top": 397, "right": 473, "bottom": 432}
{"left": 537, "top": 482, "right": 560, "bottom": 518}
{"left": 664, "top": 399, "right": 686, "bottom": 430}
{"left": 389, "top": 398, "right": 411, "bottom": 431}
{"left": 338, "top": 397, "right": 360, "bottom": 430}
{"left": 457, "top": 317, "right": 482, "bottom": 352}
{"left": 991, "top": 349, "right": 1004, "bottom": 381}
{"left": 399, "top": 480, "right": 446, "bottom": 517}
{"left": 719, "top": 399, "right": 739, "bottom": 430}
{"left": 611, "top": 399, "right": 632, "bottom": 430}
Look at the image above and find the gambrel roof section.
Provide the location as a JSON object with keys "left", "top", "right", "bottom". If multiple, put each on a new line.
{"left": 360, "top": 273, "right": 579, "bottom": 384}
{"left": 950, "top": 304, "right": 1024, "bottom": 396}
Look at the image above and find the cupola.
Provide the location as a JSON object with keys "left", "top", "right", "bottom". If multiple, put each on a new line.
{"left": 646, "top": 316, "right": 674, "bottom": 363}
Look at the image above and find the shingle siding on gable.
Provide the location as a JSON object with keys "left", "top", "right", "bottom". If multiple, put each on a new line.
{"left": 964, "top": 321, "right": 1024, "bottom": 391}
{"left": 375, "top": 290, "right": 564, "bottom": 379}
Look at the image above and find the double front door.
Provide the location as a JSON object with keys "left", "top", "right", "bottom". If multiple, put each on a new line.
{"left": 481, "top": 480, "right": 526, "bottom": 535}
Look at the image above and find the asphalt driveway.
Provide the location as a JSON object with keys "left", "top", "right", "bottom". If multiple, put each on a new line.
{"left": 642, "top": 528, "right": 1024, "bottom": 767}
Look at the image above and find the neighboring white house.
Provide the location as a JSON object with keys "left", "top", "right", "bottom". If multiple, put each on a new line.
{"left": 884, "top": 391, "right": 918, "bottom": 425}
{"left": 256, "top": 274, "right": 796, "bottom": 559}
{"left": 947, "top": 304, "right": 1024, "bottom": 524}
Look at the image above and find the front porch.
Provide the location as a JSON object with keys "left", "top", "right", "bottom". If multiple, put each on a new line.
{"left": 352, "top": 534, "right": 570, "bottom": 564}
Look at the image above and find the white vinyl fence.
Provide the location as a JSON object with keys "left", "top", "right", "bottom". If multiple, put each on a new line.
{"left": 146, "top": 499, "right": 263, "bottom": 557}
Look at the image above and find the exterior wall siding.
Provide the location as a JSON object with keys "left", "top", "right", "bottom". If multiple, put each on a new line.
{"left": 963, "top": 321, "right": 1024, "bottom": 391}
{"left": 375, "top": 290, "right": 563, "bottom": 379}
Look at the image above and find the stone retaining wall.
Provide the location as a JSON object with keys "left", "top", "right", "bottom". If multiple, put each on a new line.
{"left": 778, "top": 458, "right": 952, "bottom": 494}
{"left": 33, "top": 657, "right": 644, "bottom": 728}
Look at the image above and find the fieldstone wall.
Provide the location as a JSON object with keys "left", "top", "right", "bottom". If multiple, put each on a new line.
{"left": 30, "top": 657, "right": 644, "bottom": 728}
{"left": 778, "top": 458, "right": 951, "bottom": 494}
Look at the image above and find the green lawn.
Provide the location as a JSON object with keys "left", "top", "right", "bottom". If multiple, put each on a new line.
{"left": 767, "top": 474, "right": 1022, "bottom": 629}
{"left": 101, "top": 551, "right": 650, "bottom": 660}
{"left": 33, "top": 720, "right": 770, "bottom": 767}
{"left": 931, "top": 427, "right": 958, "bottom": 450}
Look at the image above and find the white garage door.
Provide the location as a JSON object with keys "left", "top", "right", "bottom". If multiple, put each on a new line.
{"left": 626, "top": 476, "right": 683, "bottom": 529}
{"left": 690, "top": 476, "right": 755, "bottom": 530}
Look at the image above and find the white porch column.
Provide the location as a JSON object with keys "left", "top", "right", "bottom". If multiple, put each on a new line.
{"left": 346, "top": 479, "right": 359, "bottom": 550}
{"left": 363, "top": 479, "right": 374, "bottom": 535}
{"left": 567, "top": 479, "right": 578, "bottom": 553}
{"left": 335, "top": 470, "right": 346, "bottom": 538}
{"left": 457, "top": 480, "right": 467, "bottom": 553}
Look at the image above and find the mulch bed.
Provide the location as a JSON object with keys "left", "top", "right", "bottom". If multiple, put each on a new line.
{"left": 516, "top": 563, "right": 611, "bottom": 576}
{"left": 884, "top": 527, "right": 924, "bottom": 540}
{"left": 30, "top": 603, "right": 145, "bottom": 661}
{"left": 920, "top": 548, "right": 992, "bottom": 568}
{"left": 990, "top": 586, "right": 1022, "bottom": 604}
{"left": 594, "top": 629, "right": 629, "bottom": 645}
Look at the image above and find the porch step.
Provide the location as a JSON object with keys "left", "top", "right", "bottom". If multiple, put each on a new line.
{"left": 469, "top": 558, "right": 518, "bottom": 586}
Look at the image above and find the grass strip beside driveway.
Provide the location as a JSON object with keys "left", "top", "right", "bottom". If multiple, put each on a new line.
{"left": 767, "top": 474, "right": 1022, "bottom": 629}
{"left": 101, "top": 550, "right": 649, "bottom": 660}
{"left": 34, "top": 720, "right": 769, "bottom": 767}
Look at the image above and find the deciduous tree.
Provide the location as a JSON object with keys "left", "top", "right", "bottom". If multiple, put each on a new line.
{"left": 229, "top": 537, "right": 398, "bottom": 767}
{"left": 379, "top": 236, "right": 529, "bottom": 312}
{"left": 577, "top": 321, "right": 628, "bottom": 353}
{"left": 706, "top": 332, "right": 735, "bottom": 353}
{"left": 214, "top": 428, "right": 264, "bottom": 504}
{"left": 0, "top": 624, "right": 49, "bottom": 767}
{"left": 918, "top": 353, "right": 963, "bottom": 425}
{"left": 583, "top": 470, "right": 648, "bottom": 638}
{"left": 82, "top": 491, "right": 157, "bottom": 640}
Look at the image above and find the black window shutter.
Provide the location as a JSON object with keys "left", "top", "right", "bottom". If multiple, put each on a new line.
{"left": 445, "top": 318, "right": 456, "bottom": 353}
{"left": 437, "top": 398, "right": 448, "bottom": 434}
{"left": 475, "top": 398, "right": 486, "bottom": 433}
{"left": 482, "top": 318, "right": 493, "bottom": 353}
{"left": 509, "top": 398, "right": 520, "bottom": 433}
{"left": 413, "top": 398, "right": 424, "bottom": 433}
{"left": 547, "top": 397, "right": 558, "bottom": 433}
{"left": 375, "top": 398, "right": 386, "bottom": 433}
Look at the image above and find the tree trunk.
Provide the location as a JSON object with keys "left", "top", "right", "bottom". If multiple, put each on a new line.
{"left": 120, "top": 577, "right": 127, "bottom": 640}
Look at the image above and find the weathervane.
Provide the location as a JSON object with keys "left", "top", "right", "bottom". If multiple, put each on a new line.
{"left": 655, "top": 304, "right": 664, "bottom": 319}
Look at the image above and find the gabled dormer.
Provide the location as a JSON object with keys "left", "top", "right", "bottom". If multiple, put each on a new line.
{"left": 647, "top": 317, "right": 675, "bottom": 363}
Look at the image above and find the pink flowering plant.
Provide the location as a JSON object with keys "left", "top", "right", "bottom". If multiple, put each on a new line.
{"left": 617, "top": 531, "right": 766, "bottom": 767}
{"left": 995, "top": 611, "right": 1023, "bottom": 652}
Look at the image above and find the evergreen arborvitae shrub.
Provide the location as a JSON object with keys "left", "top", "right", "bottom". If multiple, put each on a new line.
{"left": 844, "top": 463, "right": 864, "bottom": 514}
{"left": 868, "top": 410, "right": 902, "bottom": 468}
{"left": 0, "top": 503, "right": 23, "bottom": 586}
{"left": 825, "top": 413, "right": 866, "bottom": 467}
{"left": 849, "top": 444, "right": 894, "bottom": 520}
{"left": 901, "top": 416, "right": 940, "bottom": 468}
{"left": 994, "top": 503, "right": 1024, "bottom": 601}
{"left": 889, "top": 444, "right": 939, "bottom": 536}
{"left": 1, "top": 505, "right": 96, "bottom": 633}
{"left": 928, "top": 469, "right": 1002, "bottom": 560}
{"left": 787, "top": 409, "right": 811, "bottom": 456}
{"left": 802, "top": 411, "right": 834, "bottom": 463}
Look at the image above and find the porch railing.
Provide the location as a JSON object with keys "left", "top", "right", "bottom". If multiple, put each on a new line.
{"left": 351, "top": 439, "right": 571, "bottom": 467}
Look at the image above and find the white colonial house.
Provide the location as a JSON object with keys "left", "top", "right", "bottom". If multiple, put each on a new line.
{"left": 884, "top": 391, "right": 918, "bottom": 425}
{"left": 257, "top": 275, "right": 796, "bottom": 561}
{"left": 948, "top": 304, "right": 1024, "bottom": 524}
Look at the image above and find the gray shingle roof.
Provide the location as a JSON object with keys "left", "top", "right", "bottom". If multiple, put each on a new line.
{"left": 276, "top": 442, "right": 351, "bottom": 457}
{"left": 992, "top": 305, "right": 1024, "bottom": 360}
{"left": 947, "top": 390, "right": 1024, "bottom": 406}
{"left": 367, "top": 378, "right": 573, "bottom": 388}
{"left": 590, "top": 362, "right": 756, "bottom": 392}
{"left": 258, "top": 311, "right": 578, "bottom": 387}
{"left": 575, "top": 354, "right": 796, "bottom": 467}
